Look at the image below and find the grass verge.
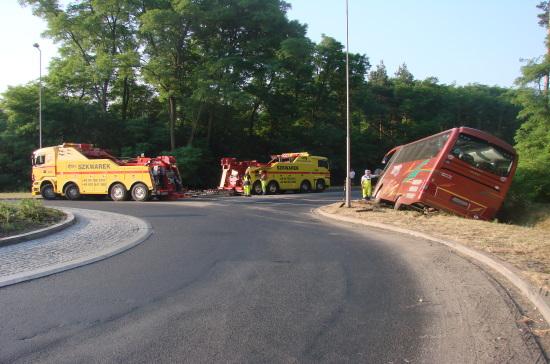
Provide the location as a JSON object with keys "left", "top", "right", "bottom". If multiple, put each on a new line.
{"left": 0, "top": 192, "right": 36, "bottom": 199}
{"left": 321, "top": 200, "right": 550, "bottom": 292}
{"left": 0, "top": 199, "right": 64, "bottom": 238}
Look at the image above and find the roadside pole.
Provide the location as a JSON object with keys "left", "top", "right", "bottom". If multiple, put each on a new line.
{"left": 33, "top": 43, "right": 42, "bottom": 149}
{"left": 345, "top": 0, "right": 351, "bottom": 208}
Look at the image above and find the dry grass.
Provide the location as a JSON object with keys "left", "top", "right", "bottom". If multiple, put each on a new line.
{"left": 0, "top": 192, "right": 36, "bottom": 199}
{"left": 321, "top": 201, "right": 550, "bottom": 291}
{"left": 533, "top": 329, "right": 550, "bottom": 338}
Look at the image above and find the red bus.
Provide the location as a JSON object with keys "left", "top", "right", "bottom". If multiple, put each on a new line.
{"left": 372, "top": 127, "right": 518, "bottom": 220}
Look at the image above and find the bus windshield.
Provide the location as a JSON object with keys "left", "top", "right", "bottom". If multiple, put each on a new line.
{"left": 392, "top": 132, "right": 450, "bottom": 165}
{"left": 450, "top": 133, "right": 515, "bottom": 177}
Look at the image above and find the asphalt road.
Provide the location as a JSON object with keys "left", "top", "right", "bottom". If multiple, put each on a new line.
{"left": 0, "top": 191, "right": 543, "bottom": 363}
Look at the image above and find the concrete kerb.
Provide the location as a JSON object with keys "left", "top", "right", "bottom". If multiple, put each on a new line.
{"left": 0, "top": 211, "right": 76, "bottom": 247}
{"left": 314, "top": 207, "right": 550, "bottom": 326}
{"left": 0, "top": 212, "right": 153, "bottom": 288}
{"left": 326, "top": 186, "right": 360, "bottom": 192}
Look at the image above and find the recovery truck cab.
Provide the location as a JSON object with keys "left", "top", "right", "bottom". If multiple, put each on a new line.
{"left": 31, "top": 143, "right": 183, "bottom": 201}
{"left": 219, "top": 152, "right": 330, "bottom": 194}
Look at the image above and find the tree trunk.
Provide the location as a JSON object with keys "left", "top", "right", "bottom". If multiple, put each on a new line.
{"left": 187, "top": 103, "right": 204, "bottom": 147}
{"left": 545, "top": 21, "right": 550, "bottom": 94}
{"left": 122, "top": 76, "right": 129, "bottom": 121}
{"left": 101, "top": 79, "right": 109, "bottom": 112}
{"left": 206, "top": 108, "right": 214, "bottom": 147}
{"left": 169, "top": 96, "right": 176, "bottom": 152}
{"left": 248, "top": 101, "right": 260, "bottom": 136}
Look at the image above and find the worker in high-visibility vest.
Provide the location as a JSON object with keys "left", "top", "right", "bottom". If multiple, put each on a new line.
{"left": 361, "top": 169, "right": 373, "bottom": 200}
{"left": 260, "top": 169, "right": 268, "bottom": 195}
{"left": 243, "top": 172, "right": 251, "bottom": 197}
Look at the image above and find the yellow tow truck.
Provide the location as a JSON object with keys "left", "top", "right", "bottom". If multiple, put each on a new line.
{"left": 219, "top": 152, "right": 330, "bottom": 194}
{"left": 31, "top": 143, "right": 183, "bottom": 201}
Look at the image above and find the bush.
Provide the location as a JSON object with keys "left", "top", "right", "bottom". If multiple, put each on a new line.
{"left": 497, "top": 188, "right": 528, "bottom": 223}
{"left": 0, "top": 199, "right": 64, "bottom": 235}
{"left": 169, "top": 146, "right": 204, "bottom": 188}
{"left": 168, "top": 145, "right": 218, "bottom": 188}
{"left": 512, "top": 166, "right": 550, "bottom": 202}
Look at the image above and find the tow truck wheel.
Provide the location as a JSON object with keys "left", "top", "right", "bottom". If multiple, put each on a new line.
{"left": 252, "top": 181, "right": 263, "bottom": 195}
{"left": 131, "top": 183, "right": 150, "bottom": 202}
{"left": 64, "top": 183, "right": 81, "bottom": 200}
{"left": 267, "top": 181, "right": 279, "bottom": 194}
{"left": 315, "top": 179, "right": 325, "bottom": 192}
{"left": 40, "top": 183, "right": 57, "bottom": 200}
{"left": 110, "top": 183, "right": 128, "bottom": 201}
{"left": 299, "top": 180, "right": 311, "bottom": 193}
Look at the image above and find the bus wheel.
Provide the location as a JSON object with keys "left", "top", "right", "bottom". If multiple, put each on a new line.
{"left": 394, "top": 197, "right": 404, "bottom": 210}
{"left": 315, "top": 179, "right": 325, "bottom": 192}
{"left": 267, "top": 181, "right": 279, "bottom": 194}
{"left": 372, "top": 189, "right": 381, "bottom": 204}
{"left": 110, "top": 183, "right": 128, "bottom": 201}
{"left": 40, "top": 183, "right": 57, "bottom": 200}
{"left": 131, "top": 183, "right": 150, "bottom": 202}
{"left": 65, "top": 183, "right": 81, "bottom": 200}
{"left": 300, "top": 180, "right": 311, "bottom": 193}
{"left": 252, "top": 181, "right": 263, "bottom": 195}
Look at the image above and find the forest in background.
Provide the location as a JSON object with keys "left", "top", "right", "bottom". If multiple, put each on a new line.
{"left": 0, "top": 0, "right": 548, "bottom": 207}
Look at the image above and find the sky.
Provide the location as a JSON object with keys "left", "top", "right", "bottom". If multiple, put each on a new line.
{"left": 0, "top": 0, "right": 546, "bottom": 94}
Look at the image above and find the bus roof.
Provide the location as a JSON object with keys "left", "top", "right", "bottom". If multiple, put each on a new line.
{"left": 395, "top": 127, "right": 516, "bottom": 155}
{"left": 457, "top": 127, "right": 515, "bottom": 154}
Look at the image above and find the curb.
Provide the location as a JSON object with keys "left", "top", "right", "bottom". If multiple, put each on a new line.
{"left": 326, "top": 186, "right": 360, "bottom": 192}
{"left": 315, "top": 207, "right": 550, "bottom": 326}
{"left": 0, "top": 211, "right": 153, "bottom": 288}
{"left": 0, "top": 211, "right": 76, "bottom": 247}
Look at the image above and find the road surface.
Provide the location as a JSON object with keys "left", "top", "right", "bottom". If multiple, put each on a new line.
{"left": 0, "top": 192, "right": 543, "bottom": 363}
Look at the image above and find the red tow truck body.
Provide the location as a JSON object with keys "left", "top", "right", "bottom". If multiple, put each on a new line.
{"left": 219, "top": 158, "right": 266, "bottom": 193}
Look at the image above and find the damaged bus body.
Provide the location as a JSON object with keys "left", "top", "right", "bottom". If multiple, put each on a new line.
{"left": 373, "top": 127, "right": 517, "bottom": 220}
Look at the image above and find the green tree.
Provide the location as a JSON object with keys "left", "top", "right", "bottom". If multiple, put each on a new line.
{"left": 189, "top": 0, "right": 310, "bottom": 148}
{"left": 138, "top": 0, "right": 200, "bottom": 151}
{"left": 368, "top": 60, "right": 389, "bottom": 86}
{"left": 510, "top": 2, "right": 550, "bottom": 202}
{"left": 394, "top": 63, "right": 414, "bottom": 85}
{"left": 21, "top": 0, "right": 141, "bottom": 115}
{"left": 513, "top": 89, "right": 550, "bottom": 201}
